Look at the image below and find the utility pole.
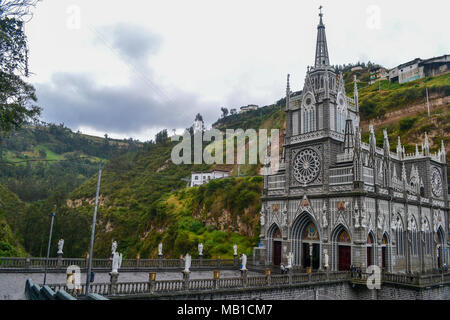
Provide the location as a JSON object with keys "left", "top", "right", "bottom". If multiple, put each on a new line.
{"left": 43, "top": 212, "right": 56, "bottom": 286}
{"left": 426, "top": 87, "right": 431, "bottom": 118}
{"left": 85, "top": 163, "right": 103, "bottom": 295}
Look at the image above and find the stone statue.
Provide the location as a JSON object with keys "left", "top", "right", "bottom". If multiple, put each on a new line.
{"left": 233, "top": 244, "right": 238, "bottom": 256}
{"left": 198, "top": 243, "right": 203, "bottom": 256}
{"left": 183, "top": 253, "right": 191, "bottom": 273}
{"left": 360, "top": 207, "right": 367, "bottom": 228}
{"left": 322, "top": 203, "right": 328, "bottom": 229}
{"left": 112, "top": 252, "right": 122, "bottom": 273}
{"left": 281, "top": 204, "right": 288, "bottom": 227}
{"left": 377, "top": 213, "right": 384, "bottom": 231}
{"left": 354, "top": 204, "right": 360, "bottom": 228}
{"left": 287, "top": 252, "right": 294, "bottom": 269}
{"left": 111, "top": 241, "right": 117, "bottom": 255}
{"left": 324, "top": 249, "right": 329, "bottom": 269}
{"left": 240, "top": 254, "right": 247, "bottom": 271}
{"left": 158, "top": 242, "right": 163, "bottom": 256}
{"left": 57, "top": 239, "right": 64, "bottom": 255}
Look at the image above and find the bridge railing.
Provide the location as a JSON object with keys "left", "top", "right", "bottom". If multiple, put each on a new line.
{"left": 0, "top": 257, "right": 239, "bottom": 270}
{"left": 44, "top": 271, "right": 351, "bottom": 297}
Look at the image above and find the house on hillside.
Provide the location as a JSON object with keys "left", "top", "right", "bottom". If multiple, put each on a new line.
{"left": 240, "top": 104, "right": 259, "bottom": 113}
{"left": 389, "top": 55, "right": 450, "bottom": 84}
{"left": 369, "top": 67, "right": 388, "bottom": 84}
{"left": 190, "top": 170, "right": 230, "bottom": 187}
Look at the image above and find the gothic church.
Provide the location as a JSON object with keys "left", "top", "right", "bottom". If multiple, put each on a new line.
{"left": 259, "top": 10, "right": 449, "bottom": 273}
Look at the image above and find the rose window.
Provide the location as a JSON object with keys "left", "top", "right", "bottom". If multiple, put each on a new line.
{"left": 293, "top": 149, "right": 321, "bottom": 184}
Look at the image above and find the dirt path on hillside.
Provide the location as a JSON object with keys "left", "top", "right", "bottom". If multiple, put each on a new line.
{"left": 360, "top": 95, "right": 450, "bottom": 131}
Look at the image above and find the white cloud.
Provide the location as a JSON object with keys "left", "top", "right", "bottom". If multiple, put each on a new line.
{"left": 26, "top": 0, "right": 450, "bottom": 139}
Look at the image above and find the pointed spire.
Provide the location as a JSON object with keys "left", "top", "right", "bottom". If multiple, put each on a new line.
{"left": 285, "top": 74, "right": 291, "bottom": 111}
{"left": 415, "top": 144, "right": 419, "bottom": 156}
{"left": 286, "top": 74, "right": 291, "bottom": 95}
{"left": 368, "top": 125, "right": 376, "bottom": 167}
{"left": 383, "top": 129, "right": 390, "bottom": 154}
{"left": 397, "top": 136, "right": 402, "bottom": 159}
{"left": 344, "top": 110, "right": 354, "bottom": 154}
{"left": 353, "top": 75, "right": 359, "bottom": 112}
{"left": 315, "top": 6, "right": 330, "bottom": 68}
{"left": 441, "top": 139, "right": 446, "bottom": 163}
{"left": 424, "top": 132, "right": 430, "bottom": 156}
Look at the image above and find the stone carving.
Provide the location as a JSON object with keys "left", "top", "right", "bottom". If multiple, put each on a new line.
{"left": 198, "top": 243, "right": 203, "bottom": 256}
{"left": 287, "top": 252, "right": 294, "bottom": 269}
{"left": 158, "top": 242, "right": 163, "bottom": 256}
{"left": 292, "top": 149, "right": 321, "bottom": 184}
{"left": 354, "top": 203, "right": 360, "bottom": 228}
{"left": 281, "top": 204, "right": 288, "bottom": 227}
{"left": 233, "top": 244, "right": 238, "bottom": 256}
{"left": 57, "top": 239, "right": 64, "bottom": 255}
{"left": 360, "top": 207, "right": 367, "bottom": 228}
{"left": 240, "top": 254, "right": 247, "bottom": 271}
{"left": 377, "top": 213, "right": 384, "bottom": 231}
{"left": 183, "top": 254, "right": 191, "bottom": 273}
{"left": 321, "top": 202, "right": 328, "bottom": 229}
{"left": 324, "top": 249, "right": 329, "bottom": 269}
{"left": 111, "top": 252, "right": 122, "bottom": 273}
{"left": 260, "top": 204, "right": 266, "bottom": 226}
{"left": 111, "top": 241, "right": 117, "bottom": 255}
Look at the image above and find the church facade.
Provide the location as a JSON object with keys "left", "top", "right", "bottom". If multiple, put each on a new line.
{"left": 258, "top": 11, "right": 449, "bottom": 274}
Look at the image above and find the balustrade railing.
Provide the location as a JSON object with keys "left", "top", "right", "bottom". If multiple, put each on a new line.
{"left": 0, "top": 257, "right": 239, "bottom": 270}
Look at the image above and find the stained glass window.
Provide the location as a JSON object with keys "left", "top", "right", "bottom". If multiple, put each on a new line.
{"left": 338, "top": 230, "right": 350, "bottom": 243}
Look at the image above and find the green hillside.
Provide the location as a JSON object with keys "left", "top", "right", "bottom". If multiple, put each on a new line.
{"left": 0, "top": 185, "right": 27, "bottom": 257}
{"left": 1, "top": 63, "right": 448, "bottom": 259}
{"left": 0, "top": 123, "right": 141, "bottom": 202}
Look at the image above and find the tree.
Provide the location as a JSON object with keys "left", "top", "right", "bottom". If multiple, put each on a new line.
{"left": 220, "top": 107, "right": 228, "bottom": 118}
{"left": 0, "top": 0, "right": 41, "bottom": 139}
{"left": 230, "top": 108, "right": 237, "bottom": 115}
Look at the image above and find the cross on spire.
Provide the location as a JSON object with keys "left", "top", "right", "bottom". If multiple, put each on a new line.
{"left": 315, "top": 5, "right": 329, "bottom": 67}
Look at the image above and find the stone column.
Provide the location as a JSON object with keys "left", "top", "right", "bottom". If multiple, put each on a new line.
{"left": 148, "top": 272, "right": 156, "bottom": 293}
{"left": 182, "top": 271, "right": 190, "bottom": 291}
{"left": 241, "top": 269, "right": 248, "bottom": 287}
{"left": 234, "top": 254, "right": 238, "bottom": 268}
{"left": 287, "top": 268, "right": 293, "bottom": 284}
{"left": 199, "top": 254, "right": 203, "bottom": 267}
{"left": 109, "top": 272, "right": 119, "bottom": 295}
{"left": 25, "top": 255, "right": 31, "bottom": 269}
{"left": 265, "top": 269, "right": 271, "bottom": 286}
{"left": 158, "top": 254, "right": 163, "bottom": 268}
{"left": 57, "top": 253, "right": 63, "bottom": 268}
{"left": 213, "top": 270, "right": 220, "bottom": 289}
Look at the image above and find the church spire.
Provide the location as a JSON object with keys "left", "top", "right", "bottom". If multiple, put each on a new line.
{"left": 315, "top": 6, "right": 330, "bottom": 68}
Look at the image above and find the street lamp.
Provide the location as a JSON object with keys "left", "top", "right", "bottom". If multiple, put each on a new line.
{"left": 43, "top": 212, "right": 56, "bottom": 286}
{"left": 85, "top": 163, "right": 103, "bottom": 295}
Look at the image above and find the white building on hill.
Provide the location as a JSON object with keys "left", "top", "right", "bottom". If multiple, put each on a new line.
{"left": 190, "top": 170, "right": 230, "bottom": 187}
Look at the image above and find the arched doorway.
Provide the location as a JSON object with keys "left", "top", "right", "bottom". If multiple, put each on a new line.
{"left": 381, "top": 233, "right": 389, "bottom": 270}
{"left": 332, "top": 225, "right": 351, "bottom": 271}
{"left": 301, "top": 222, "right": 320, "bottom": 270}
{"left": 291, "top": 212, "right": 321, "bottom": 271}
{"left": 268, "top": 224, "right": 282, "bottom": 266}
{"left": 367, "top": 232, "right": 375, "bottom": 268}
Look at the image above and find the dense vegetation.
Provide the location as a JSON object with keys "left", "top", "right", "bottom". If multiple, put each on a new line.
{"left": 0, "top": 123, "right": 141, "bottom": 201}
{"left": 0, "top": 62, "right": 448, "bottom": 259}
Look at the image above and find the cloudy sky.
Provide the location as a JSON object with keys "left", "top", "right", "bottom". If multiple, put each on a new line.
{"left": 26, "top": 0, "right": 449, "bottom": 141}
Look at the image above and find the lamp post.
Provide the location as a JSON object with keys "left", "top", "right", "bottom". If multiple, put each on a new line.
{"left": 85, "top": 163, "right": 103, "bottom": 295}
{"left": 43, "top": 212, "right": 56, "bottom": 286}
